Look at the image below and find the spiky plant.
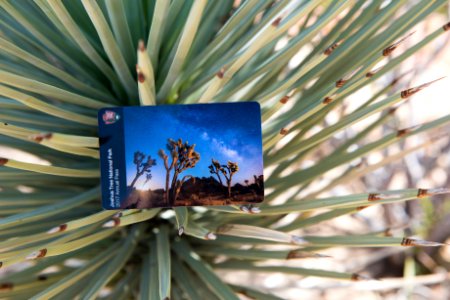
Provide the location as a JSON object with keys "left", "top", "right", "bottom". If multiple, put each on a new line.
{"left": 0, "top": 1, "right": 449, "bottom": 299}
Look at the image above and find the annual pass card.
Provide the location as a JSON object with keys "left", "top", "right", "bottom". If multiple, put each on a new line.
{"left": 98, "top": 102, "right": 264, "bottom": 209}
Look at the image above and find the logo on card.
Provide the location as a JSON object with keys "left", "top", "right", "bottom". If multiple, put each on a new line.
{"left": 102, "top": 110, "right": 120, "bottom": 124}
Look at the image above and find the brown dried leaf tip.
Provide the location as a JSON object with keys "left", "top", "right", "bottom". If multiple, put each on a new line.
{"left": 137, "top": 72, "right": 145, "bottom": 83}
{"left": 323, "top": 96, "right": 333, "bottom": 104}
{"left": 356, "top": 205, "right": 369, "bottom": 211}
{"left": 280, "top": 89, "right": 296, "bottom": 104}
{"left": 0, "top": 283, "right": 13, "bottom": 291}
{"left": 396, "top": 124, "right": 421, "bottom": 137}
{"left": 367, "top": 193, "right": 401, "bottom": 202}
{"left": 443, "top": 21, "right": 450, "bottom": 31}
{"left": 366, "top": 66, "right": 382, "bottom": 78}
{"left": 286, "top": 250, "right": 302, "bottom": 259}
{"left": 37, "top": 249, "right": 47, "bottom": 258}
{"left": 401, "top": 237, "right": 447, "bottom": 247}
{"left": 368, "top": 193, "right": 381, "bottom": 201}
{"left": 136, "top": 65, "right": 145, "bottom": 83}
{"left": 400, "top": 77, "right": 445, "bottom": 98}
{"left": 384, "top": 228, "right": 393, "bottom": 237}
{"left": 30, "top": 132, "right": 52, "bottom": 143}
{"left": 365, "top": 71, "right": 375, "bottom": 78}
{"left": 324, "top": 41, "right": 341, "bottom": 55}
{"left": 27, "top": 249, "right": 47, "bottom": 259}
{"left": 400, "top": 237, "right": 414, "bottom": 246}
{"left": 382, "top": 32, "right": 415, "bottom": 56}
{"left": 351, "top": 273, "right": 376, "bottom": 281}
{"left": 396, "top": 128, "right": 410, "bottom": 138}
{"left": 217, "top": 67, "right": 225, "bottom": 79}
{"left": 47, "top": 223, "right": 67, "bottom": 234}
{"left": 336, "top": 69, "right": 359, "bottom": 88}
{"left": 351, "top": 273, "right": 366, "bottom": 281}
{"left": 37, "top": 275, "right": 48, "bottom": 281}
{"left": 417, "top": 187, "right": 450, "bottom": 198}
{"left": 271, "top": 17, "right": 282, "bottom": 27}
{"left": 417, "top": 188, "right": 429, "bottom": 198}
{"left": 279, "top": 95, "right": 290, "bottom": 104}
{"left": 388, "top": 107, "right": 398, "bottom": 115}
{"left": 335, "top": 78, "right": 346, "bottom": 88}
{"left": 280, "top": 128, "right": 289, "bottom": 135}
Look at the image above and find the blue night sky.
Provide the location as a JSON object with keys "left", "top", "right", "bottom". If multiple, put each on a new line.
{"left": 123, "top": 103, "right": 264, "bottom": 190}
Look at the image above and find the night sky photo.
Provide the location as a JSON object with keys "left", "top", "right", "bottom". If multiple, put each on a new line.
{"left": 121, "top": 102, "right": 264, "bottom": 208}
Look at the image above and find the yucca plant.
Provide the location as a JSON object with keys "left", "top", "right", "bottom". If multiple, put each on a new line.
{"left": 0, "top": 0, "right": 449, "bottom": 299}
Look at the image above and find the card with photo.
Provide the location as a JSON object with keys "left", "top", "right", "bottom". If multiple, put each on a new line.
{"left": 98, "top": 102, "right": 264, "bottom": 209}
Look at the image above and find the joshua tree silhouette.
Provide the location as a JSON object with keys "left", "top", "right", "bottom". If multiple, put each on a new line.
{"left": 223, "top": 161, "right": 239, "bottom": 197}
{"left": 208, "top": 159, "right": 239, "bottom": 197}
{"left": 159, "top": 138, "right": 200, "bottom": 206}
{"left": 253, "top": 174, "right": 264, "bottom": 193}
{"left": 208, "top": 159, "right": 224, "bottom": 187}
{"left": 129, "top": 151, "right": 156, "bottom": 189}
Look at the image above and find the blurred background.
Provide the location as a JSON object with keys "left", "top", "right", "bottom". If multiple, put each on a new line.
{"left": 220, "top": 4, "right": 450, "bottom": 300}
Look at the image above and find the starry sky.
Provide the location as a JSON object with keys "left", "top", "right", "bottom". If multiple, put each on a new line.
{"left": 123, "top": 103, "right": 264, "bottom": 190}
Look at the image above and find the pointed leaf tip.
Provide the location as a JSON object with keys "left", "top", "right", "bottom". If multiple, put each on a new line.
{"left": 443, "top": 21, "right": 450, "bottom": 31}
{"left": 47, "top": 224, "right": 67, "bottom": 234}
{"left": 401, "top": 237, "right": 448, "bottom": 247}
{"left": 272, "top": 17, "right": 282, "bottom": 27}
{"left": 324, "top": 41, "right": 341, "bottom": 55}
{"left": 417, "top": 187, "right": 450, "bottom": 198}
{"left": 137, "top": 72, "right": 145, "bottom": 83}
{"left": 280, "top": 128, "right": 289, "bottom": 135}
{"left": 396, "top": 124, "right": 422, "bottom": 137}
{"left": 29, "top": 132, "right": 53, "bottom": 143}
{"left": 26, "top": 249, "right": 47, "bottom": 260}
{"left": 138, "top": 39, "right": 145, "bottom": 52}
{"left": 280, "top": 95, "right": 290, "bottom": 104}
{"left": 217, "top": 68, "right": 225, "bottom": 79}
{"left": 0, "top": 283, "right": 13, "bottom": 291}
{"left": 400, "top": 77, "right": 445, "bottom": 98}
{"left": 323, "top": 96, "right": 333, "bottom": 104}
{"left": 366, "top": 66, "right": 382, "bottom": 78}
{"left": 205, "top": 232, "right": 217, "bottom": 240}
{"left": 368, "top": 193, "right": 401, "bottom": 201}
{"left": 383, "top": 31, "right": 415, "bottom": 56}
{"left": 351, "top": 273, "right": 373, "bottom": 281}
{"left": 103, "top": 217, "right": 120, "bottom": 228}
